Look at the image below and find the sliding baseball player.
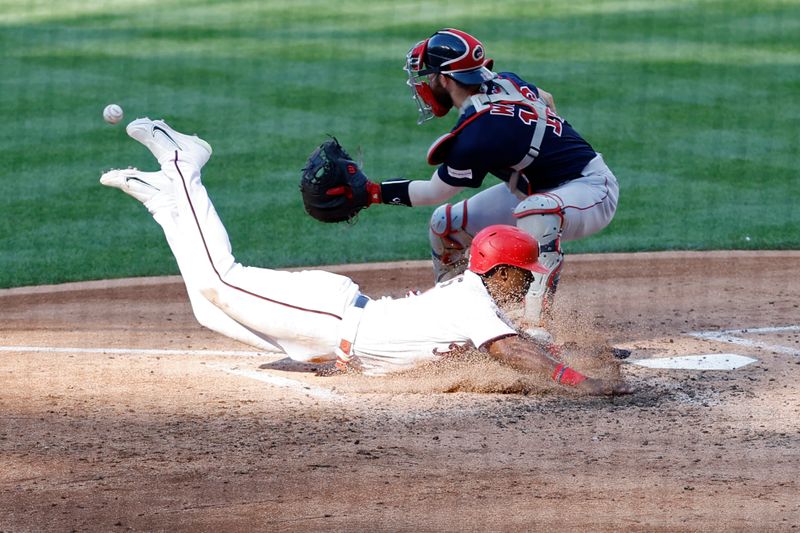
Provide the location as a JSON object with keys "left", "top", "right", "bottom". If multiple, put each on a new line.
{"left": 100, "top": 117, "right": 632, "bottom": 395}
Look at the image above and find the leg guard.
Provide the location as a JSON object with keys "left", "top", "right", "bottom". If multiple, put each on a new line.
{"left": 429, "top": 200, "right": 473, "bottom": 283}
{"left": 513, "top": 194, "right": 565, "bottom": 326}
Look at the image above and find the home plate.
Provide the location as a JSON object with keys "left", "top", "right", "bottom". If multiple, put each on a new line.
{"left": 627, "top": 354, "right": 758, "bottom": 370}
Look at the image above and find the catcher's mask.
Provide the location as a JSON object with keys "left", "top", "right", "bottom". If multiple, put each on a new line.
{"left": 468, "top": 225, "right": 549, "bottom": 276}
{"left": 404, "top": 28, "right": 495, "bottom": 124}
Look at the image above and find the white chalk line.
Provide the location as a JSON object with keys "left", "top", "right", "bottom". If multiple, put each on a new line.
{"left": 0, "top": 345, "right": 270, "bottom": 357}
{"left": 7, "top": 324, "right": 796, "bottom": 389}
{"left": 0, "top": 344, "right": 338, "bottom": 400}
{"left": 206, "top": 363, "right": 340, "bottom": 400}
{"left": 688, "top": 325, "right": 800, "bottom": 357}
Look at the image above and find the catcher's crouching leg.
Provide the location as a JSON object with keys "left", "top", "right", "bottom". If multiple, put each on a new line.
{"left": 513, "top": 194, "right": 564, "bottom": 328}
{"left": 429, "top": 200, "right": 473, "bottom": 283}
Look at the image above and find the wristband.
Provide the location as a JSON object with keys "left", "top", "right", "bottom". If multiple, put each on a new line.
{"left": 365, "top": 181, "right": 382, "bottom": 205}
{"left": 552, "top": 363, "right": 587, "bottom": 386}
{"left": 379, "top": 179, "right": 413, "bottom": 206}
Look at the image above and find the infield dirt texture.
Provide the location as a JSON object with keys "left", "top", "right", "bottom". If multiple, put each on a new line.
{"left": 2, "top": 252, "right": 798, "bottom": 531}
{"left": 2, "top": 1, "right": 799, "bottom": 530}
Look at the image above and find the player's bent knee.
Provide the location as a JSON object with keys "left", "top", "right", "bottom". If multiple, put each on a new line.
{"left": 185, "top": 290, "right": 224, "bottom": 331}
{"left": 430, "top": 203, "right": 461, "bottom": 239}
{"left": 429, "top": 202, "right": 471, "bottom": 252}
{"left": 429, "top": 201, "right": 473, "bottom": 282}
{"left": 199, "top": 286, "right": 229, "bottom": 312}
{"left": 513, "top": 194, "right": 564, "bottom": 246}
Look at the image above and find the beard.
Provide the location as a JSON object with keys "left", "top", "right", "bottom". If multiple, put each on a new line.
{"left": 429, "top": 77, "right": 454, "bottom": 110}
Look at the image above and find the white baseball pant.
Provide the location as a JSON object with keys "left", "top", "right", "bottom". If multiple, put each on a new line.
{"left": 150, "top": 153, "right": 362, "bottom": 360}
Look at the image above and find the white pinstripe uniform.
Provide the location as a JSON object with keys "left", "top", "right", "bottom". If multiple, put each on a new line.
{"left": 151, "top": 151, "right": 517, "bottom": 375}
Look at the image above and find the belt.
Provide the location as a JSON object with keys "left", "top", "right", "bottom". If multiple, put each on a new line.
{"left": 335, "top": 294, "right": 370, "bottom": 369}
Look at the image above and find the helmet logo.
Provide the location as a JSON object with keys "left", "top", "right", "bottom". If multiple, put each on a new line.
{"left": 472, "top": 45, "right": 484, "bottom": 62}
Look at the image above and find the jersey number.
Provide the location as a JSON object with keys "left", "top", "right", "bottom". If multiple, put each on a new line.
{"left": 489, "top": 103, "right": 563, "bottom": 136}
{"left": 518, "top": 107, "right": 563, "bottom": 136}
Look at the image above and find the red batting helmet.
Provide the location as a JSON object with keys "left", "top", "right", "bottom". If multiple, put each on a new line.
{"left": 468, "top": 225, "right": 549, "bottom": 275}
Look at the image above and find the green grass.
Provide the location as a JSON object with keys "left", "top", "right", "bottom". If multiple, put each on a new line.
{"left": 1, "top": 0, "right": 798, "bottom": 287}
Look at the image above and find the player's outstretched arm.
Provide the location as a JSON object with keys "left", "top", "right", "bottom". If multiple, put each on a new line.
{"left": 369, "top": 171, "right": 462, "bottom": 207}
{"left": 486, "top": 335, "right": 634, "bottom": 396}
{"left": 406, "top": 172, "right": 463, "bottom": 206}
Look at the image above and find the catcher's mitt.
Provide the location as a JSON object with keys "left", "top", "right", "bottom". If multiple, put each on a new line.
{"left": 300, "top": 138, "right": 372, "bottom": 223}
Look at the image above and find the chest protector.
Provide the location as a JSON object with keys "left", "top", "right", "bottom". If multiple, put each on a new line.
{"left": 427, "top": 78, "right": 550, "bottom": 199}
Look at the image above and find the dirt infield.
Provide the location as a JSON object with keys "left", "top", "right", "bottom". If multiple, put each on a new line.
{"left": 1, "top": 252, "right": 799, "bottom": 532}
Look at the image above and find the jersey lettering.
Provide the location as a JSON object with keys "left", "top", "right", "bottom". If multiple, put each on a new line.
{"left": 489, "top": 103, "right": 515, "bottom": 117}
{"left": 519, "top": 85, "right": 537, "bottom": 101}
{"left": 438, "top": 73, "right": 597, "bottom": 192}
{"left": 518, "top": 107, "right": 563, "bottom": 136}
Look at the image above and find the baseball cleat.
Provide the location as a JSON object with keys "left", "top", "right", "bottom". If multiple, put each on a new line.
{"left": 100, "top": 167, "right": 172, "bottom": 204}
{"left": 126, "top": 117, "right": 212, "bottom": 168}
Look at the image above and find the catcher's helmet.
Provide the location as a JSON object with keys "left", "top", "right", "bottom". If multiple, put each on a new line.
{"left": 421, "top": 29, "right": 495, "bottom": 84}
{"left": 468, "top": 225, "right": 549, "bottom": 276}
{"left": 405, "top": 28, "right": 495, "bottom": 123}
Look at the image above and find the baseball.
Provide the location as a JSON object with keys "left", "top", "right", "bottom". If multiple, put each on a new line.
{"left": 103, "top": 104, "right": 124, "bottom": 125}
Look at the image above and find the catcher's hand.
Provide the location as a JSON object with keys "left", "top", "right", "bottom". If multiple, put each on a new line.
{"left": 300, "top": 138, "right": 381, "bottom": 223}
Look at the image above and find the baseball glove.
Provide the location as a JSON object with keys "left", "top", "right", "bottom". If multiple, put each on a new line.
{"left": 300, "top": 138, "right": 374, "bottom": 223}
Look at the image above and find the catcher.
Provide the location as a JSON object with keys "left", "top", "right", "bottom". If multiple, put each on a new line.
{"left": 101, "top": 117, "right": 632, "bottom": 396}
{"left": 300, "top": 28, "right": 619, "bottom": 344}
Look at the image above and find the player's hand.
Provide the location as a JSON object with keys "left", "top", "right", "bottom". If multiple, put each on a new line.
{"left": 577, "top": 377, "right": 635, "bottom": 396}
{"left": 538, "top": 88, "right": 558, "bottom": 114}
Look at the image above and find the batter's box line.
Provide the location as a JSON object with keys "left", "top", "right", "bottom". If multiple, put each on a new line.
{"left": 688, "top": 325, "right": 800, "bottom": 357}
{"left": 0, "top": 344, "right": 340, "bottom": 401}
{"left": 0, "top": 345, "right": 272, "bottom": 358}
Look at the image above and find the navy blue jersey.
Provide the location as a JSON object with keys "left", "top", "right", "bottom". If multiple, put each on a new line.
{"left": 428, "top": 72, "right": 596, "bottom": 194}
